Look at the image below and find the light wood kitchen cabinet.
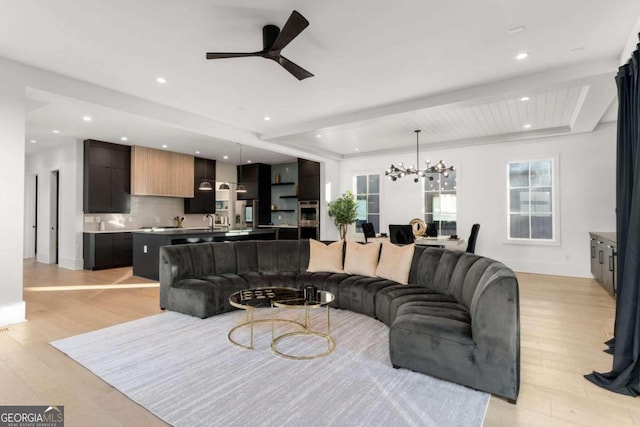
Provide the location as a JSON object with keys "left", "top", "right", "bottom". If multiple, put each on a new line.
{"left": 131, "top": 146, "right": 194, "bottom": 197}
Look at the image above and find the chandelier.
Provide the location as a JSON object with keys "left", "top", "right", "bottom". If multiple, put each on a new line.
{"left": 385, "top": 130, "right": 454, "bottom": 182}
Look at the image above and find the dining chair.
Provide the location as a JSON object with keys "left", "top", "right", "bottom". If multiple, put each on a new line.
{"left": 361, "top": 222, "right": 376, "bottom": 243}
{"left": 466, "top": 224, "right": 480, "bottom": 253}
{"left": 389, "top": 224, "right": 415, "bottom": 245}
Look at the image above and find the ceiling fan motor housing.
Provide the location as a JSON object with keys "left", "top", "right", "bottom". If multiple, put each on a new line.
{"left": 262, "top": 24, "right": 280, "bottom": 51}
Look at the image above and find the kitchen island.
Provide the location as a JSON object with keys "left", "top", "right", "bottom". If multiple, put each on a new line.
{"left": 132, "top": 228, "right": 278, "bottom": 280}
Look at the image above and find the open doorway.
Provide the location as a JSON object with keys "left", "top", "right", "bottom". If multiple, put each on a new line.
{"left": 34, "top": 174, "right": 38, "bottom": 256}
{"left": 50, "top": 170, "right": 59, "bottom": 264}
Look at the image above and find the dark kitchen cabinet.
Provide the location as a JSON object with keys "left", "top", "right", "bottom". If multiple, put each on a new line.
{"left": 84, "top": 139, "right": 131, "bottom": 213}
{"left": 297, "top": 158, "right": 320, "bottom": 201}
{"left": 589, "top": 232, "right": 617, "bottom": 297}
{"left": 184, "top": 157, "right": 216, "bottom": 214}
{"left": 277, "top": 228, "right": 299, "bottom": 240}
{"left": 83, "top": 232, "right": 133, "bottom": 270}
{"left": 237, "top": 163, "right": 271, "bottom": 225}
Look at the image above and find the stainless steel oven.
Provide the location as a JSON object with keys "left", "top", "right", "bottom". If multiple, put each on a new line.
{"left": 298, "top": 201, "right": 319, "bottom": 226}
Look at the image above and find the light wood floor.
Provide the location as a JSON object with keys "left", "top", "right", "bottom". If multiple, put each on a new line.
{"left": 1, "top": 260, "right": 636, "bottom": 426}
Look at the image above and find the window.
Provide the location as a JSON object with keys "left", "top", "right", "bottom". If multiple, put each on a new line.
{"left": 423, "top": 170, "right": 457, "bottom": 236}
{"left": 354, "top": 174, "right": 380, "bottom": 233}
{"left": 507, "top": 160, "right": 554, "bottom": 240}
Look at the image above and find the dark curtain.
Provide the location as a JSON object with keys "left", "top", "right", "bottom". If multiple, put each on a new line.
{"left": 585, "top": 38, "right": 640, "bottom": 396}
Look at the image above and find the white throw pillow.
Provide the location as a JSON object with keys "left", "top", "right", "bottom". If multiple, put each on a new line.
{"left": 375, "top": 241, "right": 415, "bottom": 284}
{"left": 343, "top": 240, "right": 381, "bottom": 277}
{"left": 307, "top": 239, "right": 345, "bottom": 273}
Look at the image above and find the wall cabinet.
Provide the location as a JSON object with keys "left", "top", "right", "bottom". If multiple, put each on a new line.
{"left": 84, "top": 139, "right": 131, "bottom": 213}
{"left": 237, "top": 163, "right": 271, "bottom": 225}
{"left": 83, "top": 232, "right": 133, "bottom": 270}
{"left": 131, "top": 146, "right": 194, "bottom": 197}
{"left": 297, "top": 158, "right": 320, "bottom": 201}
{"left": 184, "top": 157, "right": 216, "bottom": 214}
{"left": 589, "top": 232, "right": 617, "bottom": 297}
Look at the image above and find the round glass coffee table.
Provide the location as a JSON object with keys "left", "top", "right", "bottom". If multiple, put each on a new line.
{"left": 270, "top": 290, "right": 336, "bottom": 360}
{"left": 228, "top": 287, "right": 304, "bottom": 350}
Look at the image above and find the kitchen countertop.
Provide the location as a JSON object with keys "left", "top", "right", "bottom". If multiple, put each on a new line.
{"left": 84, "top": 227, "right": 223, "bottom": 234}
{"left": 130, "top": 227, "right": 274, "bottom": 236}
{"left": 258, "top": 224, "right": 298, "bottom": 229}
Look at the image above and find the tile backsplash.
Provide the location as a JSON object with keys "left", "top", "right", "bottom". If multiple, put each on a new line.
{"left": 83, "top": 195, "right": 212, "bottom": 231}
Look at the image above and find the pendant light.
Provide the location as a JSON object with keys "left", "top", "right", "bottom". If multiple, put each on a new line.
{"left": 385, "top": 130, "right": 454, "bottom": 182}
{"left": 236, "top": 143, "right": 247, "bottom": 193}
{"left": 218, "top": 182, "right": 230, "bottom": 190}
{"left": 198, "top": 158, "right": 213, "bottom": 191}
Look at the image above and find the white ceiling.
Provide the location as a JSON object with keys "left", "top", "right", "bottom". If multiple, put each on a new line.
{"left": 2, "top": 0, "right": 638, "bottom": 162}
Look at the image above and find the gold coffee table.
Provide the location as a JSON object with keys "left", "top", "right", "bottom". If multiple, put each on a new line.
{"left": 228, "top": 287, "right": 304, "bottom": 350}
{"left": 270, "top": 290, "right": 336, "bottom": 360}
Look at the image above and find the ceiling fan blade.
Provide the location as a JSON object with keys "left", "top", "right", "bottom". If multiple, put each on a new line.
{"left": 278, "top": 56, "right": 314, "bottom": 80}
{"left": 206, "top": 52, "right": 262, "bottom": 59}
{"left": 270, "top": 10, "right": 309, "bottom": 51}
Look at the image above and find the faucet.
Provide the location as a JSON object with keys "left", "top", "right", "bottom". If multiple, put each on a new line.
{"left": 206, "top": 213, "right": 215, "bottom": 230}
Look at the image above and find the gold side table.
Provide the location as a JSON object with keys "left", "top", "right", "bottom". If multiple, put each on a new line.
{"left": 270, "top": 290, "right": 336, "bottom": 360}
{"left": 228, "top": 287, "right": 304, "bottom": 350}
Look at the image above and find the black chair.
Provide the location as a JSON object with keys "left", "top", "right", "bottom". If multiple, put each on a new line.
{"left": 361, "top": 222, "right": 376, "bottom": 243}
{"left": 466, "top": 224, "right": 480, "bottom": 253}
{"left": 389, "top": 224, "right": 415, "bottom": 245}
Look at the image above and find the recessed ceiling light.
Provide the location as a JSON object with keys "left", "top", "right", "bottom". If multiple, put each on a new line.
{"left": 264, "top": 116, "right": 271, "bottom": 121}
{"left": 29, "top": 139, "right": 37, "bottom": 144}
{"left": 162, "top": 144, "right": 168, "bottom": 148}
{"left": 355, "top": 148, "right": 360, "bottom": 152}
{"left": 519, "top": 96, "right": 530, "bottom": 102}
{"left": 316, "top": 134, "right": 322, "bottom": 138}
{"left": 195, "top": 150, "right": 200, "bottom": 154}
{"left": 156, "top": 77, "right": 167, "bottom": 84}
{"left": 223, "top": 155, "right": 229, "bottom": 160}
{"left": 516, "top": 52, "right": 529, "bottom": 60}
{"left": 508, "top": 26, "right": 525, "bottom": 34}
{"left": 121, "top": 136, "right": 128, "bottom": 141}
{"left": 52, "top": 129, "right": 60, "bottom": 134}
{"left": 247, "top": 160, "right": 252, "bottom": 163}
{"left": 82, "top": 116, "right": 92, "bottom": 122}
{"left": 523, "top": 124, "right": 532, "bottom": 129}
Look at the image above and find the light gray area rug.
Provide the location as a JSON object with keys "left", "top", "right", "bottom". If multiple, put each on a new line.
{"left": 51, "top": 308, "right": 489, "bottom": 427}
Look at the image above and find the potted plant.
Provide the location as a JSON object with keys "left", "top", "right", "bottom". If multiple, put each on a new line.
{"left": 328, "top": 190, "right": 358, "bottom": 240}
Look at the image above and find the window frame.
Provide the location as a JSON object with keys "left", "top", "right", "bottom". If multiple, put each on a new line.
{"left": 505, "top": 156, "right": 560, "bottom": 246}
{"left": 422, "top": 169, "right": 458, "bottom": 237}
{"left": 352, "top": 173, "right": 381, "bottom": 235}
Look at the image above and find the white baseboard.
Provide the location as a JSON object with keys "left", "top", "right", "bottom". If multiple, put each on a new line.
{"left": 504, "top": 258, "right": 591, "bottom": 278}
{"left": 0, "top": 301, "right": 26, "bottom": 327}
{"left": 58, "top": 257, "right": 83, "bottom": 270}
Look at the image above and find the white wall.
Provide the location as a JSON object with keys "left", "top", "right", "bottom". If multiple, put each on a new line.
{"left": 24, "top": 139, "right": 84, "bottom": 269}
{"left": 0, "top": 69, "right": 26, "bottom": 326}
{"left": 320, "top": 158, "right": 341, "bottom": 241}
{"left": 336, "top": 124, "right": 617, "bottom": 277}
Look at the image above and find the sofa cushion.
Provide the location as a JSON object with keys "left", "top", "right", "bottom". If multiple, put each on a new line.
{"left": 256, "top": 240, "right": 301, "bottom": 273}
{"left": 307, "top": 239, "right": 345, "bottom": 273}
{"left": 375, "top": 242, "right": 415, "bottom": 284}
{"left": 213, "top": 243, "right": 237, "bottom": 274}
{"left": 343, "top": 240, "right": 380, "bottom": 277}
{"left": 338, "top": 275, "right": 396, "bottom": 317}
{"left": 240, "top": 271, "right": 297, "bottom": 288}
{"left": 235, "top": 241, "right": 258, "bottom": 274}
{"left": 375, "top": 286, "right": 458, "bottom": 326}
{"left": 168, "top": 279, "right": 224, "bottom": 319}
{"left": 295, "top": 272, "right": 350, "bottom": 307}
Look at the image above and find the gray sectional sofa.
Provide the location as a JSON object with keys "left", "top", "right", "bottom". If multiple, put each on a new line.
{"left": 159, "top": 239, "right": 520, "bottom": 402}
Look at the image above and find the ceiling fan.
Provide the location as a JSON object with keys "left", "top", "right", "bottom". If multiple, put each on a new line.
{"left": 205, "top": 10, "right": 314, "bottom": 81}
